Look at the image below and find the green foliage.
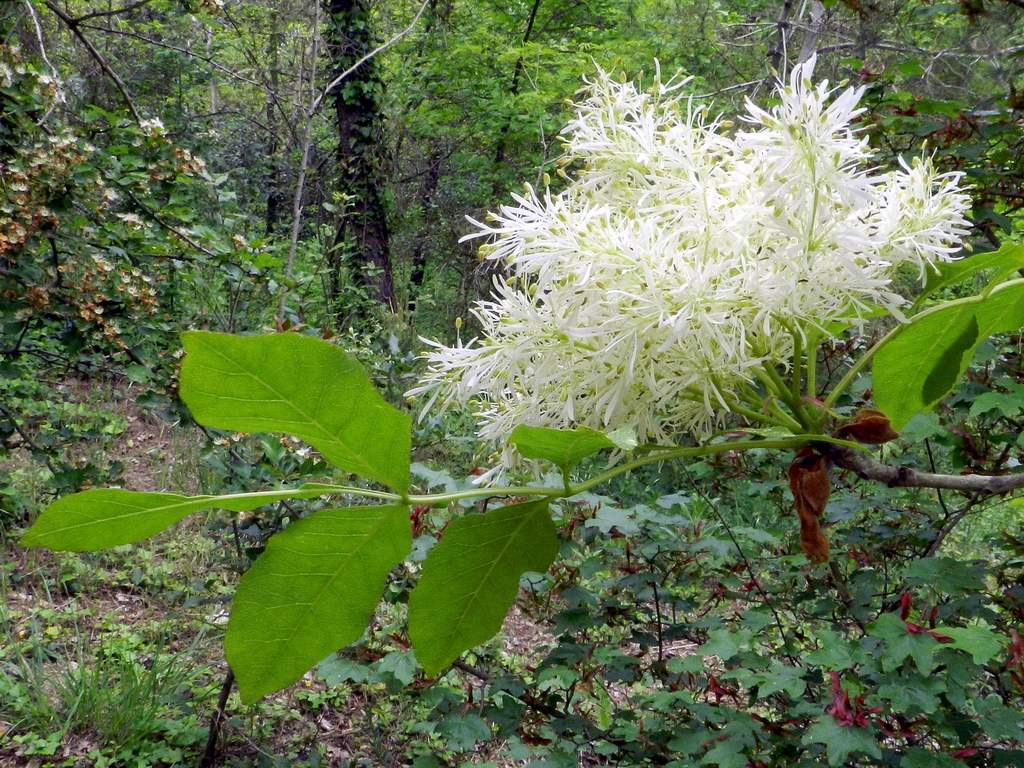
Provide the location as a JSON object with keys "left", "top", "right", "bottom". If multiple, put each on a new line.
{"left": 5, "top": 0, "right": 1024, "bottom": 764}
{"left": 227, "top": 504, "right": 411, "bottom": 703}
{"left": 0, "top": 611, "right": 206, "bottom": 764}
{"left": 803, "top": 718, "right": 881, "bottom": 766}
{"left": 14, "top": 318, "right": 1024, "bottom": 767}
{"left": 873, "top": 281, "right": 1024, "bottom": 428}
{"left": 21, "top": 486, "right": 330, "bottom": 551}
{"left": 509, "top": 425, "right": 636, "bottom": 469}
{"left": 408, "top": 499, "right": 559, "bottom": 676}
{"left": 180, "top": 331, "right": 411, "bottom": 492}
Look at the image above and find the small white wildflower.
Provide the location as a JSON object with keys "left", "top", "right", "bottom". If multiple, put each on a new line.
{"left": 139, "top": 117, "right": 165, "bottom": 137}
{"left": 409, "top": 57, "right": 970, "bottom": 465}
{"left": 116, "top": 213, "right": 145, "bottom": 230}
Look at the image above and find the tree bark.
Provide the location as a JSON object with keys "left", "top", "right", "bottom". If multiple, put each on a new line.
{"left": 820, "top": 443, "right": 1024, "bottom": 495}
{"left": 407, "top": 153, "right": 441, "bottom": 316}
{"left": 264, "top": 17, "right": 283, "bottom": 235}
{"left": 324, "top": 0, "right": 396, "bottom": 312}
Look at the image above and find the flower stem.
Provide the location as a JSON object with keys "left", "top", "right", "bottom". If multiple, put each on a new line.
{"left": 805, "top": 326, "right": 820, "bottom": 398}
{"left": 726, "top": 399, "right": 780, "bottom": 427}
{"left": 288, "top": 434, "right": 868, "bottom": 511}
{"left": 757, "top": 364, "right": 813, "bottom": 430}
{"left": 790, "top": 326, "right": 804, "bottom": 401}
{"left": 403, "top": 435, "right": 867, "bottom": 507}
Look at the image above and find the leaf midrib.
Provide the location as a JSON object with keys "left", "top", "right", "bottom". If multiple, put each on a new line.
{"left": 239, "top": 507, "right": 403, "bottom": 683}
{"left": 27, "top": 488, "right": 316, "bottom": 541}
{"left": 433, "top": 506, "right": 540, "bottom": 667}
{"left": 197, "top": 335, "right": 350, "bottom": 457}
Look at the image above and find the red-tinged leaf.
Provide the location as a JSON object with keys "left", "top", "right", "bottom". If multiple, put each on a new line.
{"left": 833, "top": 408, "right": 900, "bottom": 444}
{"left": 788, "top": 448, "right": 831, "bottom": 563}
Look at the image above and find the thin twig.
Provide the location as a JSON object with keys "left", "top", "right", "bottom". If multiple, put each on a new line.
{"left": 116, "top": 185, "right": 218, "bottom": 258}
{"left": 69, "top": 0, "right": 155, "bottom": 24}
{"left": 682, "top": 468, "right": 800, "bottom": 665}
{"left": 23, "top": 0, "right": 65, "bottom": 123}
{"left": 924, "top": 439, "right": 950, "bottom": 518}
{"left": 198, "top": 668, "right": 235, "bottom": 768}
{"left": 43, "top": 0, "right": 143, "bottom": 124}
{"left": 924, "top": 496, "right": 984, "bottom": 557}
{"left": 279, "top": 1, "right": 319, "bottom": 322}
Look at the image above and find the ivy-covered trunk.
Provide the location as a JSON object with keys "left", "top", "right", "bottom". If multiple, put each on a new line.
{"left": 325, "top": 0, "right": 396, "bottom": 312}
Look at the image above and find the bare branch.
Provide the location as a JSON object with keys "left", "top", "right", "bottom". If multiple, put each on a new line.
{"left": 43, "top": 0, "right": 143, "bottom": 124}
{"left": 70, "top": 0, "right": 155, "bottom": 24}
{"left": 79, "top": 22, "right": 267, "bottom": 92}
{"left": 821, "top": 443, "right": 1024, "bottom": 496}
{"left": 23, "top": 0, "right": 64, "bottom": 124}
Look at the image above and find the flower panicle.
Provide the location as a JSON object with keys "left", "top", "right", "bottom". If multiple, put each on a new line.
{"left": 411, "top": 57, "right": 971, "bottom": 476}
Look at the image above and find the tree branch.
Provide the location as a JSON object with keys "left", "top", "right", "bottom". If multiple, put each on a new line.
{"left": 43, "top": 0, "right": 143, "bottom": 124}
{"left": 70, "top": 0, "right": 155, "bottom": 24}
{"left": 821, "top": 443, "right": 1024, "bottom": 495}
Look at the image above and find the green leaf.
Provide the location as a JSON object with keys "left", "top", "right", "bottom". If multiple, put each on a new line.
{"left": 226, "top": 505, "right": 411, "bottom": 703}
{"left": 937, "top": 624, "right": 1005, "bottom": 664}
{"left": 179, "top": 331, "right": 411, "bottom": 492}
{"left": 803, "top": 717, "right": 881, "bottom": 766}
{"left": 701, "top": 739, "right": 747, "bottom": 768}
{"left": 921, "top": 315, "right": 978, "bottom": 405}
{"left": 922, "top": 243, "right": 1024, "bottom": 298}
{"left": 509, "top": 425, "right": 631, "bottom": 468}
{"left": 376, "top": 650, "right": 418, "bottom": 687}
{"left": 21, "top": 486, "right": 328, "bottom": 551}
{"left": 805, "top": 629, "right": 865, "bottom": 670}
{"left": 877, "top": 674, "right": 946, "bottom": 714}
{"left": 408, "top": 500, "right": 558, "bottom": 675}
{"left": 873, "top": 283, "right": 1024, "bottom": 429}
{"left": 753, "top": 660, "right": 806, "bottom": 699}
{"left": 902, "top": 748, "right": 969, "bottom": 768}
{"left": 698, "top": 628, "right": 753, "bottom": 661}
{"left": 976, "top": 697, "right": 1024, "bottom": 741}
{"left": 903, "top": 557, "right": 985, "bottom": 593}
{"left": 868, "top": 612, "right": 939, "bottom": 674}
{"left": 968, "top": 381, "right": 1024, "bottom": 420}
{"left": 436, "top": 713, "right": 491, "bottom": 751}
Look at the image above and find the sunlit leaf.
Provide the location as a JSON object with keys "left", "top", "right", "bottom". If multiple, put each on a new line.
{"left": 21, "top": 486, "right": 328, "bottom": 551}
{"left": 922, "top": 243, "right": 1024, "bottom": 298}
{"left": 408, "top": 500, "right": 558, "bottom": 675}
{"left": 873, "top": 283, "right": 1024, "bottom": 429}
{"left": 180, "top": 331, "right": 411, "bottom": 492}
{"left": 226, "top": 505, "right": 411, "bottom": 703}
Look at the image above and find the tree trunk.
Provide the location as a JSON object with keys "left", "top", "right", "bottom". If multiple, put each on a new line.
{"left": 264, "top": 17, "right": 283, "bottom": 235}
{"left": 407, "top": 154, "right": 441, "bottom": 316}
{"left": 324, "top": 0, "right": 396, "bottom": 312}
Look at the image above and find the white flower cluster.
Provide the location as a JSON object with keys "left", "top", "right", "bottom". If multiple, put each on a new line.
{"left": 409, "top": 57, "right": 970, "bottom": 458}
